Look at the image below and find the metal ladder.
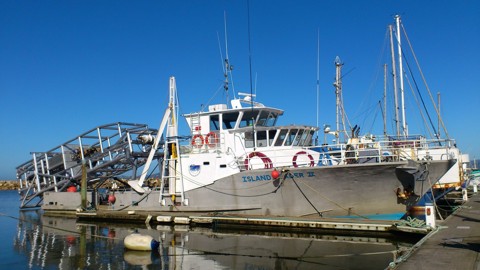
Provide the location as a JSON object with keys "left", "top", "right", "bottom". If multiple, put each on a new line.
{"left": 159, "top": 77, "right": 186, "bottom": 206}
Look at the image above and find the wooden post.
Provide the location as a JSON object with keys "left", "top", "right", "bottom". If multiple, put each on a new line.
{"left": 81, "top": 161, "right": 87, "bottom": 209}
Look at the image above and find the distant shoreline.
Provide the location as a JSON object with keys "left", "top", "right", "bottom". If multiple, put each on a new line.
{"left": 0, "top": 181, "right": 19, "bottom": 190}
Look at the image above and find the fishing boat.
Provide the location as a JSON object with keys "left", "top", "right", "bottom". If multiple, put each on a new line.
{"left": 16, "top": 73, "right": 456, "bottom": 219}
{"left": 16, "top": 16, "right": 458, "bottom": 220}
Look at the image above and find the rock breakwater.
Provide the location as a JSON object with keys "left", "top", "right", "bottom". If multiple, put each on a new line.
{"left": 0, "top": 181, "right": 19, "bottom": 190}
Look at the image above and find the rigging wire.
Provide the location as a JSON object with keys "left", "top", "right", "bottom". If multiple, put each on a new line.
{"left": 401, "top": 50, "right": 439, "bottom": 139}
{"left": 404, "top": 73, "right": 435, "bottom": 139}
{"left": 354, "top": 27, "right": 390, "bottom": 122}
{"left": 367, "top": 101, "right": 381, "bottom": 133}
{"left": 246, "top": 0, "right": 256, "bottom": 151}
{"left": 401, "top": 23, "right": 449, "bottom": 139}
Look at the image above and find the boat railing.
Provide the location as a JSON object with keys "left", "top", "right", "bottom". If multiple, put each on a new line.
{"left": 234, "top": 135, "right": 456, "bottom": 170}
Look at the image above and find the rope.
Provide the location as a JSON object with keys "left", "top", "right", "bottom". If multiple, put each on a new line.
{"left": 292, "top": 175, "right": 370, "bottom": 219}
{"left": 394, "top": 216, "right": 426, "bottom": 228}
{"left": 288, "top": 172, "right": 323, "bottom": 217}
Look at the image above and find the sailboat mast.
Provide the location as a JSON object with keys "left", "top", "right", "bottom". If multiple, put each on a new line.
{"left": 395, "top": 15, "right": 407, "bottom": 137}
{"left": 389, "top": 25, "right": 400, "bottom": 137}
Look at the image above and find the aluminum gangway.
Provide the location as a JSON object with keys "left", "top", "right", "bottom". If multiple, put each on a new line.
{"left": 16, "top": 122, "right": 163, "bottom": 208}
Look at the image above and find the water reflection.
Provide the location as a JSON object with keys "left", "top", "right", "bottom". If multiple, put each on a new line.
{"left": 14, "top": 211, "right": 421, "bottom": 269}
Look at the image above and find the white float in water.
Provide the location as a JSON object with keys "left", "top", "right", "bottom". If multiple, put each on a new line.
{"left": 124, "top": 233, "right": 160, "bottom": 251}
{"left": 124, "top": 250, "right": 156, "bottom": 265}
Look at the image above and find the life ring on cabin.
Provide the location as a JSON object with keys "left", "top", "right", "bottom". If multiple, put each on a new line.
{"left": 191, "top": 134, "right": 204, "bottom": 148}
{"left": 205, "top": 132, "right": 219, "bottom": 148}
{"left": 244, "top": 152, "right": 273, "bottom": 170}
{"left": 292, "top": 151, "right": 315, "bottom": 168}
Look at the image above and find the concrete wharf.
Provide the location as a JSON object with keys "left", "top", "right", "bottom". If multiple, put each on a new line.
{"left": 72, "top": 207, "right": 431, "bottom": 235}
{"left": 393, "top": 192, "right": 480, "bottom": 270}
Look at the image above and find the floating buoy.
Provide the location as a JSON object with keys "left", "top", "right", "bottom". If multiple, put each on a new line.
{"left": 124, "top": 250, "right": 154, "bottom": 266}
{"left": 66, "top": 235, "right": 76, "bottom": 245}
{"left": 271, "top": 169, "right": 280, "bottom": 179}
{"left": 124, "top": 233, "right": 160, "bottom": 251}
{"left": 108, "top": 194, "right": 116, "bottom": 204}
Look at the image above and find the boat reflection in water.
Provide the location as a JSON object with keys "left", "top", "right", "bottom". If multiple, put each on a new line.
{"left": 14, "top": 211, "right": 422, "bottom": 269}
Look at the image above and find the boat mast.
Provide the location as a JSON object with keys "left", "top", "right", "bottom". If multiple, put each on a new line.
{"left": 389, "top": 25, "right": 400, "bottom": 137}
{"left": 334, "top": 56, "right": 346, "bottom": 141}
{"left": 395, "top": 15, "right": 407, "bottom": 137}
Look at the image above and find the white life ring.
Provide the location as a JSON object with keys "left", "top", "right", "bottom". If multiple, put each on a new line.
{"left": 292, "top": 151, "right": 315, "bottom": 167}
{"left": 205, "top": 132, "right": 219, "bottom": 148}
{"left": 244, "top": 152, "right": 273, "bottom": 170}
{"left": 191, "top": 134, "right": 204, "bottom": 148}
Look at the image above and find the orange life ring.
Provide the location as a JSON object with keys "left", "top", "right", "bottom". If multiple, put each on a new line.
{"left": 191, "top": 134, "right": 204, "bottom": 148}
{"left": 244, "top": 152, "right": 273, "bottom": 170}
{"left": 292, "top": 151, "right": 315, "bottom": 168}
{"left": 205, "top": 132, "right": 219, "bottom": 148}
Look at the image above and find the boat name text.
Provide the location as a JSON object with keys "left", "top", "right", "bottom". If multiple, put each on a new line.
{"left": 242, "top": 172, "right": 315, "bottom": 182}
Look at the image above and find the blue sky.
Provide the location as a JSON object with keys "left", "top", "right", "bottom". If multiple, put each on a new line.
{"left": 1, "top": 1, "right": 479, "bottom": 179}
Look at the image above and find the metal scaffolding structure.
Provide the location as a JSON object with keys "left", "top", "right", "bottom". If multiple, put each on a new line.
{"left": 16, "top": 122, "right": 163, "bottom": 208}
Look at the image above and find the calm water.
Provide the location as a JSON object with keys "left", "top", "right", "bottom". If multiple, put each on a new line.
{"left": 0, "top": 190, "right": 421, "bottom": 269}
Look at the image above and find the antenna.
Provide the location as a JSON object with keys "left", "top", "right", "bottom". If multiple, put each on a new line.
{"left": 316, "top": 28, "right": 320, "bottom": 145}
{"left": 246, "top": 0, "right": 256, "bottom": 151}
{"left": 223, "top": 11, "right": 236, "bottom": 100}
{"left": 247, "top": 0, "right": 254, "bottom": 103}
{"left": 383, "top": 63, "right": 388, "bottom": 136}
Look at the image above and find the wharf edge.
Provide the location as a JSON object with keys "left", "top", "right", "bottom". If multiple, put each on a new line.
{"left": 70, "top": 209, "right": 432, "bottom": 235}
{"left": 391, "top": 192, "right": 480, "bottom": 270}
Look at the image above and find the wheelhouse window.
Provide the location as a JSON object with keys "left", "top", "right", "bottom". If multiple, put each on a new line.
{"left": 210, "top": 115, "right": 220, "bottom": 131}
{"left": 274, "top": 129, "right": 288, "bottom": 146}
{"left": 221, "top": 112, "right": 239, "bottom": 130}
{"left": 245, "top": 131, "right": 254, "bottom": 148}
{"left": 284, "top": 129, "right": 298, "bottom": 146}
{"left": 257, "top": 111, "right": 278, "bottom": 127}
{"left": 256, "top": 131, "right": 267, "bottom": 147}
{"left": 293, "top": 129, "right": 304, "bottom": 146}
{"left": 303, "top": 130, "right": 315, "bottom": 146}
{"left": 268, "top": 130, "right": 277, "bottom": 146}
{"left": 239, "top": 111, "right": 257, "bottom": 128}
